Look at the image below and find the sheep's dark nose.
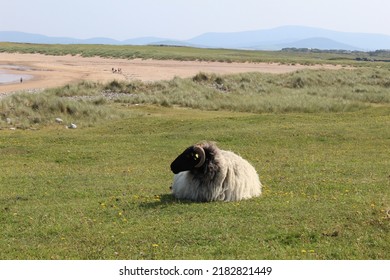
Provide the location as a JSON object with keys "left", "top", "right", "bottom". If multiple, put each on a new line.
{"left": 170, "top": 161, "right": 180, "bottom": 174}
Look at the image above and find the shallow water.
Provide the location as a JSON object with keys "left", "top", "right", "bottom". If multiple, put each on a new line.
{"left": 0, "top": 73, "right": 33, "bottom": 84}
{"left": 0, "top": 66, "right": 33, "bottom": 84}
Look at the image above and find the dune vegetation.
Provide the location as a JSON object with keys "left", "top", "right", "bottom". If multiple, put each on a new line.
{"left": 2, "top": 66, "right": 390, "bottom": 129}
{"left": 2, "top": 42, "right": 390, "bottom": 65}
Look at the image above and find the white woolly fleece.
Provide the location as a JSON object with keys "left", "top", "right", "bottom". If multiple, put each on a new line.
{"left": 171, "top": 146, "right": 262, "bottom": 202}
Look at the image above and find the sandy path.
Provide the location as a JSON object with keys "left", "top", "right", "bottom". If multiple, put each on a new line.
{"left": 1, "top": 52, "right": 342, "bottom": 94}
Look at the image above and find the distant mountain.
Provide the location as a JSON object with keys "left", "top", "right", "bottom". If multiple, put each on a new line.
{"left": 82, "top": 37, "right": 122, "bottom": 45}
{"left": 272, "top": 37, "right": 361, "bottom": 51}
{"left": 186, "top": 26, "right": 390, "bottom": 50}
{"left": 0, "top": 31, "right": 77, "bottom": 44}
{"left": 1, "top": 26, "right": 390, "bottom": 51}
{"left": 122, "top": 37, "right": 169, "bottom": 45}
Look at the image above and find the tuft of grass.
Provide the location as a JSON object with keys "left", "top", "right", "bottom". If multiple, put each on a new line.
{"left": 0, "top": 89, "right": 122, "bottom": 129}
{"left": 50, "top": 81, "right": 102, "bottom": 98}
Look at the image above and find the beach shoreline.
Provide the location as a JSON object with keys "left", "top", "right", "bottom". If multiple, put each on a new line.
{"left": 0, "top": 52, "right": 345, "bottom": 95}
{"left": 0, "top": 65, "right": 33, "bottom": 85}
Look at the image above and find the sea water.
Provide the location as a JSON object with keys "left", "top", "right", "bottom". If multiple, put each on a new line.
{"left": 0, "top": 65, "right": 33, "bottom": 84}
{"left": 0, "top": 73, "right": 33, "bottom": 84}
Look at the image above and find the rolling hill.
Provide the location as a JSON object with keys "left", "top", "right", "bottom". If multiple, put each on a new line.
{"left": 1, "top": 26, "right": 390, "bottom": 51}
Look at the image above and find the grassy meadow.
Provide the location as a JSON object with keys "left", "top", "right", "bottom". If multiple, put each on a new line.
{"left": 1, "top": 45, "right": 390, "bottom": 260}
{"left": 2, "top": 42, "right": 390, "bottom": 65}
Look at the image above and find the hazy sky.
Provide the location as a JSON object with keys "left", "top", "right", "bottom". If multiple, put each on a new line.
{"left": 2, "top": 0, "right": 390, "bottom": 40}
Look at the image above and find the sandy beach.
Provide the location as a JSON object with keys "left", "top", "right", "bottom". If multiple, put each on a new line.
{"left": 0, "top": 53, "right": 343, "bottom": 95}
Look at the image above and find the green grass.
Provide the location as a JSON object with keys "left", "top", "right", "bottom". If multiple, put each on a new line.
{"left": 2, "top": 42, "right": 390, "bottom": 66}
{"left": 1, "top": 105, "right": 389, "bottom": 259}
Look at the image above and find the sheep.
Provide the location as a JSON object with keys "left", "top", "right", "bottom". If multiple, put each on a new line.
{"left": 170, "top": 141, "right": 262, "bottom": 202}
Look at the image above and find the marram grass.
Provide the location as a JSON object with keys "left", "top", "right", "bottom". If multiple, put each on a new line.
{"left": 3, "top": 67, "right": 390, "bottom": 129}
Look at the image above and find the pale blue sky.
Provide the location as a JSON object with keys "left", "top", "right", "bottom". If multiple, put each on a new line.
{"left": 2, "top": 0, "right": 390, "bottom": 40}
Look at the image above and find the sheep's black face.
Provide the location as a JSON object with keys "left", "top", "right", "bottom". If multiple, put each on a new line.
{"left": 170, "top": 147, "right": 203, "bottom": 174}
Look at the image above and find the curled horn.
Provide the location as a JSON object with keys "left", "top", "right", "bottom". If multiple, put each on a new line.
{"left": 193, "top": 145, "right": 206, "bottom": 168}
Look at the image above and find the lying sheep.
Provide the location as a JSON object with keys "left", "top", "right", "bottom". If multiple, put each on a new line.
{"left": 170, "top": 141, "right": 262, "bottom": 202}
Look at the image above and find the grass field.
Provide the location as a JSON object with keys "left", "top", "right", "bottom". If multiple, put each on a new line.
{"left": 1, "top": 106, "right": 389, "bottom": 260}
{"left": 1, "top": 45, "right": 390, "bottom": 260}
{"left": 2, "top": 42, "right": 390, "bottom": 65}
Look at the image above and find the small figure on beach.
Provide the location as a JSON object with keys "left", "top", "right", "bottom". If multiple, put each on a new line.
{"left": 20, "top": 77, "right": 23, "bottom": 83}
{"left": 112, "top": 67, "right": 122, "bottom": 74}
